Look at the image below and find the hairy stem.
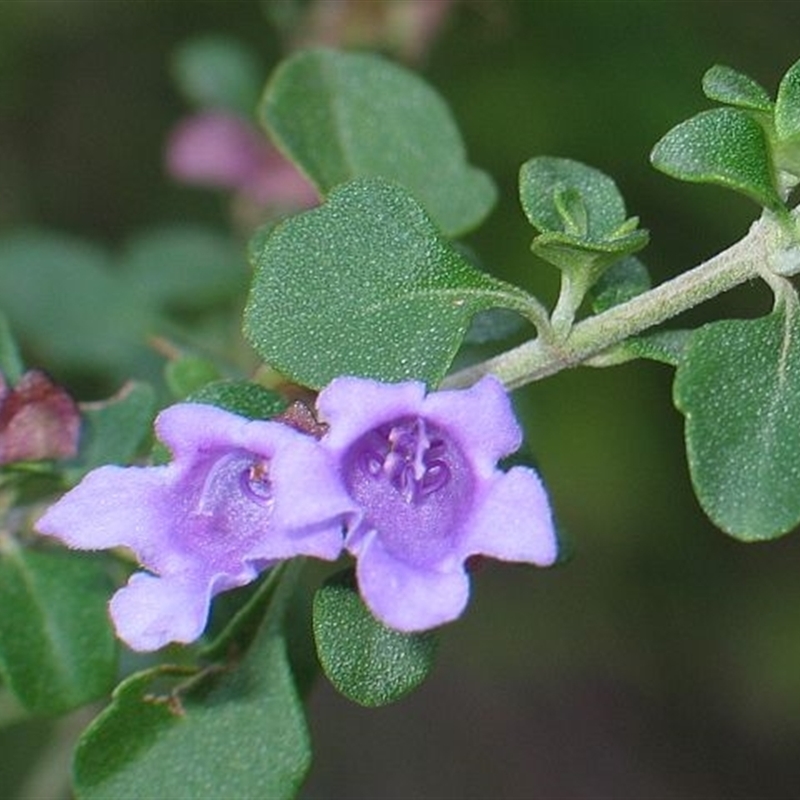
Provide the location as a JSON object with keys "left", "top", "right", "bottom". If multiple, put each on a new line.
{"left": 445, "top": 213, "right": 800, "bottom": 390}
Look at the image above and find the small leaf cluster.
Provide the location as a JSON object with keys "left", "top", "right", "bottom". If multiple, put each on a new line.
{"left": 518, "top": 156, "right": 650, "bottom": 333}
{"left": 646, "top": 60, "right": 800, "bottom": 541}
{"left": 652, "top": 59, "right": 800, "bottom": 216}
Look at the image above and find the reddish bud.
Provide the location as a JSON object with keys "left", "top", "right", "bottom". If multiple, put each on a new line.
{"left": 0, "top": 370, "right": 81, "bottom": 465}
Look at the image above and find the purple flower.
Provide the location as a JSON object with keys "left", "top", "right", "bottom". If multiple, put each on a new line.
{"left": 36, "top": 403, "right": 355, "bottom": 652}
{"left": 164, "top": 111, "right": 317, "bottom": 209}
{"left": 316, "top": 375, "right": 558, "bottom": 632}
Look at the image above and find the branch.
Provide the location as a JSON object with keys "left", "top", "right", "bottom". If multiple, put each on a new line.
{"left": 444, "top": 213, "right": 800, "bottom": 390}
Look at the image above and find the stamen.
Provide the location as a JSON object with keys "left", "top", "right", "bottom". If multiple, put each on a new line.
{"left": 243, "top": 460, "right": 273, "bottom": 503}
{"left": 357, "top": 417, "right": 452, "bottom": 504}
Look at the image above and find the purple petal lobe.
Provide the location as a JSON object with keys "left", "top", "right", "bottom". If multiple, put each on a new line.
{"left": 109, "top": 572, "right": 212, "bottom": 652}
{"left": 317, "top": 378, "right": 426, "bottom": 455}
{"left": 354, "top": 532, "right": 470, "bottom": 632}
{"left": 422, "top": 375, "right": 522, "bottom": 472}
{"left": 36, "top": 465, "right": 171, "bottom": 555}
{"left": 463, "top": 467, "right": 558, "bottom": 566}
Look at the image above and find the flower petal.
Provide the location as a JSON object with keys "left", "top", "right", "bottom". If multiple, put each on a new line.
{"left": 36, "top": 465, "right": 172, "bottom": 554}
{"left": 462, "top": 467, "right": 558, "bottom": 566}
{"left": 316, "top": 377, "right": 426, "bottom": 455}
{"left": 270, "top": 436, "right": 355, "bottom": 527}
{"left": 353, "top": 531, "right": 470, "bottom": 632}
{"left": 423, "top": 375, "right": 522, "bottom": 472}
{"left": 164, "top": 112, "right": 270, "bottom": 190}
{"left": 155, "top": 403, "right": 263, "bottom": 460}
{"left": 109, "top": 572, "right": 212, "bottom": 652}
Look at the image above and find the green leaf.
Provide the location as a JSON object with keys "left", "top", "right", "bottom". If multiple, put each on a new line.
{"left": 201, "top": 562, "right": 293, "bottom": 662}
{"left": 0, "top": 313, "right": 24, "bottom": 384}
{"left": 0, "top": 684, "right": 31, "bottom": 729}
{"left": 674, "top": 310, "right": 800, "bottom": 540}
{"left": 0, "top": 230, "right": 156, "bottom": 378}
{"left": 165, "top": 355, "right": 222, "bottom": 399}
{"left": 775, "top": 58, "right": 800, "bottom": 140}
{"left": 702, "top": 65, "right": 773, "bottom": 112}
{"left": 0, "top": 540, "right": 117, "bottom": 715}
{"left": 552, "top": 185, "right": 589, "bottom": 237}
{"left": 261, "top": 48, "right": 496, "bottom": 237}
{"left": 313, "top": 569, "right": 438, "bottom": 707}
{"left": 650, "top": 108, "right": 784, "bottom": 212}
{"left": 67, "top": 382, "right": 156, "bottom": 479}
{"left": 520, "top": 157, "right": 629, "bottom": 240}
{"left": 244, "top": 178, "right": 533, "bottom": 389}
{"left": 171, "top": 36, "right": 264, "bottom": 115}
{"left": 590, "top": 256, "right": 652, "bottom": 313}
{"left": 531, "top": 229, "right": 649, "bottom": 284}
{"left": 622, "top": 329, "right": 693, "bottom": 367}
{"left": 186, "top": 380, "right": 288, "bottom": 420}
{"left": 520, "top": 158, "right": 648, "bottom": 296}
{"left": 463, "top": 308, "right": 525, "bottom": 345}
{"left": 120, "top": 226, "right": 248, "bottom": 313}
{"left": 73, "top": 572, "right": 310, "bottom": 800}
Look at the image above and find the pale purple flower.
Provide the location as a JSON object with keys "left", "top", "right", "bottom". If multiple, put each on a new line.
{"left": 164, "top": 111, "right": 317, "bottom": 209}
{"left": 36, "top": 403, "right": 355, "bottom": 652}
{"left": 317, "top": 375, "right": 558, "bottom": 632}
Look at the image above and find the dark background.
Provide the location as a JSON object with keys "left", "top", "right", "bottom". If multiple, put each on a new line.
{"left": 4, "top": 2, "right": 800, "bottom": 798}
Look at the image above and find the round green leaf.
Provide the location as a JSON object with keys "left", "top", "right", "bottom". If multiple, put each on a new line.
{"left": 261, "top": 48, "right": 496, "bottom": 237}
{"left": 775, "top": 58, "right": 800, "bottom": 141}
{"left": 165, "top": 356, "right": 222, "bottom": 400}
{"left": 0, "top": 230, "right": 156, "bottom": 379}
{"left": 74, "top": 641, "right": 308, "bottom": 800}
{"left": 702, "top": 65, "right": 773, "bottom": 112}
{"left": 519, "top": 157, "right": 628, "bottom": 240}
{"left": 650, "top": 108, "right": 784, "bottom": 212}
{"left": 120, "top": 225, "right": 248, "bottom": 312}
{"left": 0, "top": 542, "right": 117, "bottom": 715}
{"left": 313, "top": 569, "right": 438, "bottom": 707}
{"left": 74, "top": 576, "right": 309, "bottom": 800}
{"left": 674, "top": 311, "right": 800, "bottom": 540}
{"left": 621, "top": 329, "right": 692, "bottom": 367}
{"left": 186, "top": 380, "right": 288, "bottom": 420}
{"left": 244, "top": 178, "right": 532, "bottom": 389}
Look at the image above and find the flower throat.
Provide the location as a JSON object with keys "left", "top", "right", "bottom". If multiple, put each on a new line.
{"left": 355, "top": 417, "right": 451, "bottom": 504}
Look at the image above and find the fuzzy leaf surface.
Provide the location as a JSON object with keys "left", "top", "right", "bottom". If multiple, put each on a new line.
{"left": 313, "top": 569, "right": 438, "bottom": 707}
{"left": 674, "top": 311, "right": 800, "bottom": 540}
{"left": 261, "top": 48, "right": 496, "bottom": 236}
{"left": 73, "top": 570, "right": 309, "bottom": 800}
{"left": 245, "top": 178, "right": 531, "bottom": 388}
{"left": 702, "top": 65, "right": 773, "bottom": 112}
{"left": 519, "top": 157, "right": 629, "bottom": 239}
{"left": 0, "top": 542, "right": 116, "bottom": 715}
{"left": 775, "top": 58, "right": 800, "bottom": 141}
{"left": 651, "top": 108, "right": 783, "bottom": 212}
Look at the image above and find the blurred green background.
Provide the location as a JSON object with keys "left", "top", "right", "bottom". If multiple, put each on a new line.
{"left": 4, "top": 1, "right": 800, "bottom": 798}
